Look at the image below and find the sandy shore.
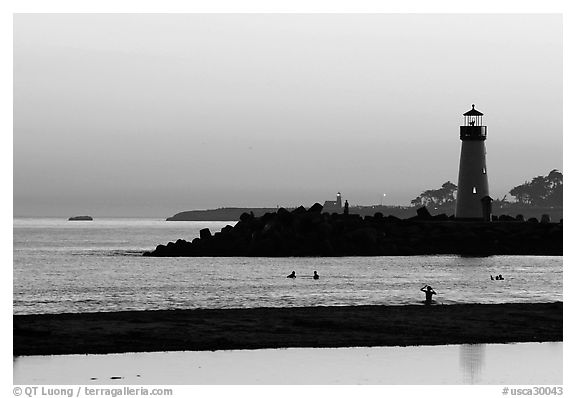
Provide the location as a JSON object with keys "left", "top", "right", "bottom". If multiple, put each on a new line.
{"left": 14, "top": 302, "right": 562, "bottom": 356}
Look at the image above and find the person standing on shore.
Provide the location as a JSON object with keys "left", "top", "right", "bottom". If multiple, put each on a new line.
{"left": 420, "top": 285, "right": 436, "bottom": 305}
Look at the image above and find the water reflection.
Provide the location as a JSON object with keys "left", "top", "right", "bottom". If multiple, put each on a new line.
{"left": 459, "top": 344, "right": 485, "bottom": 384}
{"left": 14, "top": 342, "right": 561, "bottom": 385}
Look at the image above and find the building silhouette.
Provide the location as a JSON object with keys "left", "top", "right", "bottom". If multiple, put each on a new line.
{"left": 456, "top": 105, "right": 490, "bottom": 219}
{"left": 323, "top": 192, "right": 342, "bottom": 213}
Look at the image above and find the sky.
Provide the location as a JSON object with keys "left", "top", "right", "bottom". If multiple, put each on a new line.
{"left": 13, "top": 13, "right": 562, "bottom": 217}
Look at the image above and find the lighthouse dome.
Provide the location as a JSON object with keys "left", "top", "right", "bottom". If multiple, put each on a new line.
{"left": 463, "top": 104, "right": 484, "bottom": 116}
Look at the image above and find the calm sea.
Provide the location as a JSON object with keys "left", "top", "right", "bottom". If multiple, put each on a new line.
{"left": 13, "top": 218, "right": 563, "bottom": 315}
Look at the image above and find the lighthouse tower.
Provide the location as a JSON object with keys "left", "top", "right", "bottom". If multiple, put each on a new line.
{"left": 455, "top": 104, "right": 489, "bottom": 219}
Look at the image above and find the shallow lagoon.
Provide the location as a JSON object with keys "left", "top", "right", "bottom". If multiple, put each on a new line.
{"left": 14, "top": 342, "right": 562, "bottom": 385}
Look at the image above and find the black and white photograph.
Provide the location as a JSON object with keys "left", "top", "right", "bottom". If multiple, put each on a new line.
{"left": 9, "top": 6, "right": 566, "bottom": 393}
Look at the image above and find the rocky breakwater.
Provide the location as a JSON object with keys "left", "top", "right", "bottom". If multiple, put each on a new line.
{"left": 143, "top": 204, "right": 562, "bottom": 257}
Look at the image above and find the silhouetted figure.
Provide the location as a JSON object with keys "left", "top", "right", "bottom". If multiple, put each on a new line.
{"left": 287, "top": 271, "right": 296, "bottom": 278}
{"left": 420, "top": 285, "right": 437, "bottom": 305}
{"left": 344, "top": 200, "right": 349, "bottom": 215}
{"left": 498, "top": 274, "right": 504, "bottom": 280}
{"left": 490, "top": 275, "right": 494, "bottom": 280}
{"left": 313, "top": 271, "right": 319, "bottom": 280}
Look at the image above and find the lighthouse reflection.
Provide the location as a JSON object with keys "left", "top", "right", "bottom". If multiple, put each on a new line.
{"left": 459, "top": 344, "right": 486, "bottom": 384}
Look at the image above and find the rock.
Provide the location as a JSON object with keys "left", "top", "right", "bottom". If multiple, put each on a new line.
{"left": 346, "top": 227, "right": 379, "bottom": 245}
{"left": 199, "top": 228, "right": 212, "bottom": 239}
{"left": 276, "top": 207, "right": 293, "bottom": 225}
{"left": 221, "top": 225, "right": 234, "bottom": 234}
{"left": 68, "top": 216, "right": 93, "bottom": 221}
{"left": 239, "top": 212, "right": 253, "bottom": 222}
{"left": 292, "top": 206, "right": 307, "bottom": 214}
{"left": 308, "top": 203, "right": 324, "bottom": 213}
{"left": 540, "top": 214, "right": 551, "bottom": 224}
{"left": 277, "top": 207, "right": 290, "bottom": 217}
{"left": 143, "top": 202, "right": 562, "bottom": 257}
{"left": 416, "top": 206, "right": 432, "bottom": 220}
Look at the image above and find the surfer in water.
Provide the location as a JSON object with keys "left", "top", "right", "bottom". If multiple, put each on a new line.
{"left": 287, "top": 271, "right": 296, "bottom": 278}
{"left": 420, "top": 285, "right": 437, "bottom": 305}
{"left": 313, "top": 271, "right": 319, "bottom": 280}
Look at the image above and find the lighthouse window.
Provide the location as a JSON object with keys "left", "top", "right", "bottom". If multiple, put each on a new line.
{"left": 473, "top": 187, "right": 477, "bottom": 194}
{"left": 482, "top": 167, "right": 486, "bottom": 174}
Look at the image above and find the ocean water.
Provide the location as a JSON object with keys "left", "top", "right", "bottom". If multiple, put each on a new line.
{"left": 13, "top": 218, "right": 563, "bottom": 315}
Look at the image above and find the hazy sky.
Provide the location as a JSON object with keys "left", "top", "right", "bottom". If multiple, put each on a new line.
{"left": 13, "top": 14, "right": 562, "bottom": 217}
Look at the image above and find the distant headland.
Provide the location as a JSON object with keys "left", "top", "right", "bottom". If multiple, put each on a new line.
{"left": 166, "top": 205, "right": 416, "bottom": 221}
{"left": 146, "top": 203, "right": 562, "bottom": 257}
{"left": 166, "top": 203, "right": 561, "bottom": 222}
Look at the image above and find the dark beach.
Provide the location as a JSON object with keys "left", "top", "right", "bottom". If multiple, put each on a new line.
{"left": 14, "top": 302, "right": 562, "bottom": 356}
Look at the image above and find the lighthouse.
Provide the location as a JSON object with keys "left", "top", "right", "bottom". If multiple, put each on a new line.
{"left": 455, "top": 104, "right": 490, "bottom": 219}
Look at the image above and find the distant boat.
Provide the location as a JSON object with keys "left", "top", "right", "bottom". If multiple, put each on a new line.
{"left": 68, "top": 216, "right": 93, "bottom": 221}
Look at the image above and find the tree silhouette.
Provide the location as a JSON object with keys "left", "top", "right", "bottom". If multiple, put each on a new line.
{"left": 410, "top": 171, "right": 561, "bottom": 210}
{"left": 412, "top": 181, "right": 457, "bottom": 207}
{"left": 509, "top": 170, "right": 563, "bottom": 206}
{"left": 546, "top": 169, "right": 563, "bottom": 206}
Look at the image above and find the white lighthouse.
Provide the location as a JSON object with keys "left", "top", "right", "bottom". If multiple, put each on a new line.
{"left": 455, "top": 104, "right": 490, "bottom": 219}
